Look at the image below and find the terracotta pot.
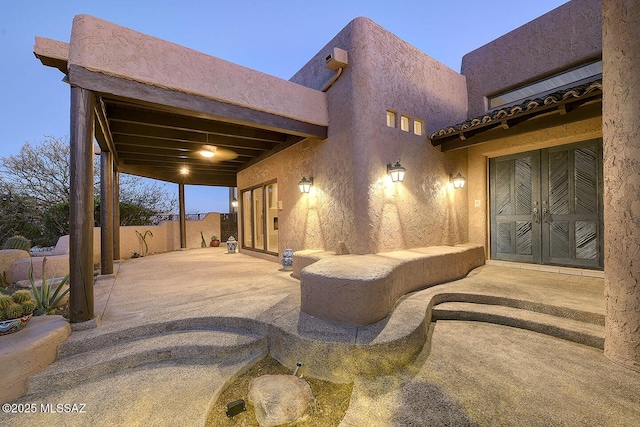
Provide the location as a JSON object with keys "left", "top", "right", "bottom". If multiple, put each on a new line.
{"left": 210, "top": 240, "right": 221, "bottom": 247}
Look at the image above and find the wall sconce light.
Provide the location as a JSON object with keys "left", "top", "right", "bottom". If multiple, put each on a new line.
{"left": 231, "top": 197, "right": 238, "bottom": 208}
{"left": 387, "top": 160, "right": 406, "bottom": 183}
{"left": 451, "top": 172, "right": 466, "bottom": 189}
{"left": 298, "top": 176, "right": 313, "bottom": 193}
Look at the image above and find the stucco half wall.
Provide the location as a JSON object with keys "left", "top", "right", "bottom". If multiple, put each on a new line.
{"left": 299, "top": 244, "right": 485, "bottom": 325}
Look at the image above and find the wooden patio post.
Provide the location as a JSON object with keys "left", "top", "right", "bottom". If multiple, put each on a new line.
{"left": 179, "top": 183, "right": 187, "bottom": 249}
{"left": 113, "top": 169, "right": 121, "bottom": 260}
{"left": 69, "top": 86, "right": 95, "bottom": 323}
{"left": 100, "top": 150, "right": 114, "bottom": 275}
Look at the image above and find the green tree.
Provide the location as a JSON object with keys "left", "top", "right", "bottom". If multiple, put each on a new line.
{"left": 1, "top": 136, "right": 178, "bottom": 246}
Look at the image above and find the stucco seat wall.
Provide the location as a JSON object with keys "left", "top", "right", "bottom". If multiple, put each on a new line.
{"left": 299, "top": 244, "right": 485, "bottom": 325}
{"left": 291, "top": 249, "right": 335, "bottom": 279}
{"left": 0, "top": 315, "right": 70, "bottom": 404}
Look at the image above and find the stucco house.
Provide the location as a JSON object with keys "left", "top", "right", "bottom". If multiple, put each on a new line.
{"left": 34, "top": 0, "right": 639, "bottom": 372}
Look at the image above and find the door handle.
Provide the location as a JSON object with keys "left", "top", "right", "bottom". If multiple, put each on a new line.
{"left": 542, "top": 207, "right": 549, "bottom": 223}
{"left": 533, "top": 207, "right": 540, "bottom": 223}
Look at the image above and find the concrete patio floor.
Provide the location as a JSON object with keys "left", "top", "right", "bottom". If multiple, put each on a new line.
{"left": 1, "top": 248, "right": 639, "bottom": 426}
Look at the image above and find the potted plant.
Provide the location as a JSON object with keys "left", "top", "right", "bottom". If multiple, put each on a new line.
{"left": 0, "top": 290, "right": 36, "bottom": 335}
{"left": 210, "top": 235, "right": 221, "bottom": 247}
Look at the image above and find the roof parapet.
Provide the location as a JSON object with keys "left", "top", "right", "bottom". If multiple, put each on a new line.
{"left": 33, "top": 36, "right": 69, "bottom": 74}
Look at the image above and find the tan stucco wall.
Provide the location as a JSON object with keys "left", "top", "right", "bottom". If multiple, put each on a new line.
{"left": 68, "top": 14, "right": 328, "bottom": 127}
{"left": 91, "top": 213, "right": 221, "bottom": 263}
{"left": 466, "top": 116, "right": 603, "bottom": 256}
{"left": 461, "top": 0, "right": 602, "bottom": 118}
{"left": 239, "top": 17, "right": 469, "bottom": 256}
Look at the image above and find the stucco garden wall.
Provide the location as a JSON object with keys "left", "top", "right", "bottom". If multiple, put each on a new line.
{"left": 461, "top": 0, "right": 602, "bottom": 118}
{"left": 238, "top": 17, "right": 469, "bottom": 256}
{"left": 91, "top": 212, "right": 221, "bottom": 263}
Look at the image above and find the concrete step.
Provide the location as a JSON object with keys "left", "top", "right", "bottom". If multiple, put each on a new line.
{"left": 432, "top": 301, "right": 604, "bottom": 349}
{"left": 55, "top": 316, "right": 265, "bottom": 358}
{"left": 28, "top": 328, "right": 267, "bottom": 394}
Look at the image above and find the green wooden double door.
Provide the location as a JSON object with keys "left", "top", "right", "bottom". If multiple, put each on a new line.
{"left": 490, "top": 139, "right": 603, "bottom": 269}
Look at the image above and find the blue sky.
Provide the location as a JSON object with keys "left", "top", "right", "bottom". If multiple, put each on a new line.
{"left": 0, "top": 0, "right": 568, "bottom": 213}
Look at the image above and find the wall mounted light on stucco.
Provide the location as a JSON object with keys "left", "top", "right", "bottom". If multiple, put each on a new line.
{"left": 450, "top": 172, "right": 466, "bottom": 189}
{"left": 387, "top": 160, "right": 406, "bottom": 183}
{"left": 298, "top": 176, "right": 313, "bottom": 193}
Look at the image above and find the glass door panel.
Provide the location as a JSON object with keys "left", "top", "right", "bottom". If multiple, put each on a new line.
{"left": 266, "top": 183, "right": 279, "bottom": 253}
{"left": 242, "top": 190, "right": 252, "bottom": 248}
{"left": 253, "top": 187, "right": 264, "bottom": 250}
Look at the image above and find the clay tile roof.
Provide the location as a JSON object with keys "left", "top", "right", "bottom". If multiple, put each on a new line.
{"left": 429, "top": 78, "right": 602, "bottom": 141}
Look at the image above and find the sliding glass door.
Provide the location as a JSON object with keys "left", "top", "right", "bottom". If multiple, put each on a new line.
{"left": 241, "top": 181, "right": 279, "bottom": 255}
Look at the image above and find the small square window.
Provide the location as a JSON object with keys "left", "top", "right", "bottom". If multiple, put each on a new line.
{"left": 413, "top": 119, "right": 424, "bottom": 136}
{"left": 400, "top": 115, "right": 410, "bottom": 132}
{"left": 386, "top": 110, "right": 396, "bottom": 128}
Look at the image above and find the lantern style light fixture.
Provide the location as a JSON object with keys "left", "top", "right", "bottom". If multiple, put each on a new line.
{"left": 231, "top": 197, "right": 238, "bottom": 208}
{"left": 298, "top": 176, "right": 313, "bottom": 193}
{"left": 180, "top": 167, "right": 189, "bottom": 175}
{"left": 387, "top": 160, "right": 406, "bottom": 183}
{"left": 451, "top": 172, "right": 466, "bottom": 189}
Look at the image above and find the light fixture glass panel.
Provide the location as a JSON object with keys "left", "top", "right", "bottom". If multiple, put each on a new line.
{"left": 298, "top": 176, "right": 313, "bottom": 193}
{"left": 387, "top": 161, "right": 406, "bottom": 183}
{"left": 452, "top": 172, "right": 466, "bottom": 189}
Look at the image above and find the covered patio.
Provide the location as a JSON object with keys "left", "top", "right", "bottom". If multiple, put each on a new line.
{"left": 3, "top": 249, "right": 640, "bottom": 426}
{"left": 33, "top": 14, "right": 328, "bottom": 323}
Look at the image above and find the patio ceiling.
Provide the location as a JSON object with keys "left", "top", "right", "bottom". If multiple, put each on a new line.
{"left": 95, "top": 96, "right": 307, "bottom": 187}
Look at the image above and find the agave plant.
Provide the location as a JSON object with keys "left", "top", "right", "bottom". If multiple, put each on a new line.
{"left": 135, "top": 230, "right": 153, "bottom": 257}
{"left": 29, "top": 258, "right": 70, "bottom": 316}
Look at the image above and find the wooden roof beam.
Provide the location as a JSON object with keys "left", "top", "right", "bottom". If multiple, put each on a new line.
{"left": 105, "top": 104, "right": 289, "bottom": 143}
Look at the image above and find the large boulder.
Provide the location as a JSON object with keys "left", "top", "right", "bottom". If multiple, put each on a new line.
{"left": 0, "top": 249, "right": 30, "bottom": 284}
{"left": 248, "top": 374, "right": 315, "bottom": 427}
